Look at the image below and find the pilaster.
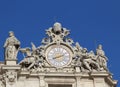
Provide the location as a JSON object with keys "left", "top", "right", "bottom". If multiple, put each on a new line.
{"left": 76, "top": 76, "right": 81, "bottom": 87}
{"left": 39, "top": 74, "right": 45, "bottom": 87}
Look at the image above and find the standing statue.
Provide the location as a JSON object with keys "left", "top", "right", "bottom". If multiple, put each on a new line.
{"left": 96, "top": 44, "right": 108, "bottom": 71}
{"left": 4, "top": 31, "right": 20, "bottom": 60}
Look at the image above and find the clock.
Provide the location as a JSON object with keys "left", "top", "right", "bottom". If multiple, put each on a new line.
{"left": 45, "top": 45, "right": 73, "bottom": 68}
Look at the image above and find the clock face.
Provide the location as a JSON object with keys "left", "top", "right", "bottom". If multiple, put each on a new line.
{"left": 45, "top": 45, "right": 72, "bottom": 68}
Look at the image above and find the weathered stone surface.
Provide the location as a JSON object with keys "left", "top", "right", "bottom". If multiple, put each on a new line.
{"left": 0, "top": 22, "right": 117, "bottom": 87}
{"left": 4, "top": 31, "right": 20, "bottom": 61}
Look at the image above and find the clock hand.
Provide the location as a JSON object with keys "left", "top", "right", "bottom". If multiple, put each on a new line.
{"left": 53, "top": 55, "right": 64, "bottom": 59}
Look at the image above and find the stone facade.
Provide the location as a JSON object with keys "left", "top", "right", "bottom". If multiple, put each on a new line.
{"left": 0, "top": 22, "right": 117, "bottom": 87}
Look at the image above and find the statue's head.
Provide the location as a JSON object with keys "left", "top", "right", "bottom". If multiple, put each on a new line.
{"left": 89, "top": 50, "right": 94, "bottom": 55}
{"left": 53, "top": 22, "right": 62, "bottom": 34}
{"left": 98, "top": 44, "right": 102, "bottom": 50}
{"left": 9, "top": 31, "right": 14, "bottom": 37}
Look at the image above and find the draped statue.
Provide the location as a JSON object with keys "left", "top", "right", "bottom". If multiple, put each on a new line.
{"left": 4, "top": 31, "right": 20, "bottom": 60}
{"left": 96, "top": 44, "right": 108, "bottom": 70}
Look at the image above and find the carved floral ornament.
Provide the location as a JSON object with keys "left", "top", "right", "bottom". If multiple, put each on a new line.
{"left": 4, "top": 22, "right": 108, "bottom": 73}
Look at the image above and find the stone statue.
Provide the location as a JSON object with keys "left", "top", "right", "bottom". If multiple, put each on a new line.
{"left": 73, "top": 42, "right": 82, "bottom": 58}
{"left": 87, "top": 51, "right": 101, "bottom": 71}
{"left": 96, "top": 44, "right": 108, "bottom": 71}
{"left": 4, "top": 31, "right": 20, "bottom": 60}
{"left": 80, "top": 48, "right": 91, "bottom": 71}
{"left": 20, "top": 44, "right": 45, "bottom": 70}
{"left": 73, "top": 42, "right": 82, "bottom": 68}
{"left": 81, "top": 48, "right": 100, "bottom": 71}
{"left": 19, "top": 47, "right": 34, "bottom": 69}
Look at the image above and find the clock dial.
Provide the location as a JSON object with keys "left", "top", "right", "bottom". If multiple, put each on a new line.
{"left": 46, "top": 45, "right": 72, "bottom": 68}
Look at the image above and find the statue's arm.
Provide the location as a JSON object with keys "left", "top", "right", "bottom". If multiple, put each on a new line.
{"left": 3, "top": 39, "right": 8, "bottom": 48}
{"left": 14, "top": 37, "right": 20, "bottom": 45}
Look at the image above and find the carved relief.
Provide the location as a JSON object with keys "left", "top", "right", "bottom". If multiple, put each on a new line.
{"left": 1, "top": 71, "right": 17, "bottom": 86}
{"left": 0, "top": 75, "right": 5, "bottom": 87}
{"left": 6, "top": 72, "right": 16, "bottom": 83}
{"left": 0, "top": 22, "right": 117, "bottom": 87}
{"left": 17, "top": 22, "right": 108, "bottom": 73}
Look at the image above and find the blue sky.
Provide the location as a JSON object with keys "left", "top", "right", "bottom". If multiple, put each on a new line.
{"left": 0, "top": 0, "right": 120, "bottom": 86}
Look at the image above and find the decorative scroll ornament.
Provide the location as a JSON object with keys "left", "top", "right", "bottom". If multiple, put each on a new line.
{"left": 43, "top": 22, "right": 70, "bottom": 44}
{"left": 18, "top": 22, "right": 108, "bottom": 73}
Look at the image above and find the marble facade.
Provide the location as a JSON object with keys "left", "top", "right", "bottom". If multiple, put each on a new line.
{"left": 0, "top": 23, "right": 117, "bottom": 87}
